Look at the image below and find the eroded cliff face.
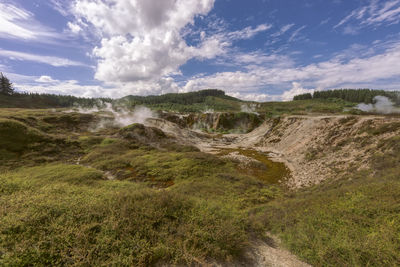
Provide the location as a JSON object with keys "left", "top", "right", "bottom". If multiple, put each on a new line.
{"left": 158, "top": 111, "right": 264, "bottom": 133}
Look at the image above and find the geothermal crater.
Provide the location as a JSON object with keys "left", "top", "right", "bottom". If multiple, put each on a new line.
{"left": 141, "top": 111, "right": 400, "bottom": 189}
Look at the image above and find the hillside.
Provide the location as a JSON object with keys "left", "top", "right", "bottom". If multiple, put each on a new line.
{"left": 0, "top": 90, "right": 399, "bottom": 266}
{"left": 118, "top": 89, "right": 243, "bottom": 112}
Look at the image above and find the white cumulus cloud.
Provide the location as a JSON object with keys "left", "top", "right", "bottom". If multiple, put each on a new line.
{"left": 281, "top": 82, "right": 315, "bottom": 101}
{"left": 70, "top": 0, "right": 217, "bottom": 84}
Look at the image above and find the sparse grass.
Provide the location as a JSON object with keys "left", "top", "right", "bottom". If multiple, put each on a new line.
{"left": 338, "top": 115, "right": 358, "bottom": 125}
{"left": 359, "top": 121, "right": 400, "bottom": 136}
{"left": 304, "top": 147, "right": 321, "bottom": 161}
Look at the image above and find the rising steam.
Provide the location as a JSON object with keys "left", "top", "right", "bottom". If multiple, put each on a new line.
{"left": 65, "top": 102, "right": 157, "bottom": 130}
{"left": 240, "top": 103, "right": 259, "bottom": 114}
{"left": 356, "top": 96, "right": 400, "bottom": 114}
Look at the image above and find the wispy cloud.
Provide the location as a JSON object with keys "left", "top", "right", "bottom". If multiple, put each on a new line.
{"left": 335, "top": 0, "right": 400, "bottom": 34}
{"left": 0, "top": 2, "right": 59, "bottom": 41}
{"left": 182, "top": 39, "right": 400, "bottom": 99}
{"left": 288, "top": 26, "right": 306, "bottom": 42}
{"left": 271, "top": 23, "right": 295, "bottom": 38}
{"left": 6, "top": 39, "right": 400, "bottom": 101}
{"left": 0, "top": 49, "right": 88, "bottom": 67}
{"left": 320, "top": 18, "right": 331, "bottom": 25}
{"left": 227, "top": 24, "right": 272, "bottom": 40}
{"left": 48, "top": 0, "right": 71, "bottom": 17}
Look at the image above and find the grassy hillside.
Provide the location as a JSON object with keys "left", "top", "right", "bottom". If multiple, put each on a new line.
{"left": 257, "top": 98, "right": 356, "bottom": 115}
{"left": 0, "top": 109, "right": 281, "bottom": 266}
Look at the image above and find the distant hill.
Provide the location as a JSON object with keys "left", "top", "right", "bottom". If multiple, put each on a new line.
{"left": 121, "top": 89, "right": 239, "bottom": 104}
{"left": 118, "top": 89, "right": 243, "bottom": 112}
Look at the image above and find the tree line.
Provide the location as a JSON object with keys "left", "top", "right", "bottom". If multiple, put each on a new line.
{"left": 0, "top": 91, "right": 112, "bottom": 108}
{"left": 294, "top": 89, "right": 400, "bottom": 105}
{"left": 122, "top": 89, "right": 239, "bottom": 106}
{"left": 0, "top": 73, "right": 111, "bottom": 108}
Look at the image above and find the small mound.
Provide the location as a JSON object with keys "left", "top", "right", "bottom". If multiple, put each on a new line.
{"left": 0, "top": 119, "right": 47, "bottom": 153}
{"left": 1, "top": 164, "right": 104, "bottom": 190}
{"left": 119, "top": 123, "right": 167, "bottom": 143}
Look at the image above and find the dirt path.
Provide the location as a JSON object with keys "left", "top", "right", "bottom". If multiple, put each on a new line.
{"left": 244, "top": 237, "right": 311, "bottom": 267}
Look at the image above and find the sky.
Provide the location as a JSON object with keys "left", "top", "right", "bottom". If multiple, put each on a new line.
{"left": 1, "top": 0, "right": 400, "bottom": 101}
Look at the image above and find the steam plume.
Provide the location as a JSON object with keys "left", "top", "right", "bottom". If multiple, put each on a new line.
{"left": 240, "top": 103, "right": 259, "bottom": 114}
{"left": 65, "top": 102, "right": 157, "bottom": 130}
{"left": 356, "top": 96, "right": 400, "bottom": 114}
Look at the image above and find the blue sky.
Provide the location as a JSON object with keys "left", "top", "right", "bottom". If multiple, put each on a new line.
{"left": 1, "top": 0, "right": 400, "bottom": 100}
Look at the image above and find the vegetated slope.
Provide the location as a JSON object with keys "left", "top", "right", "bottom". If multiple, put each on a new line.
{"left": 1, "top": 106, "right": 399, "bottom": 266}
